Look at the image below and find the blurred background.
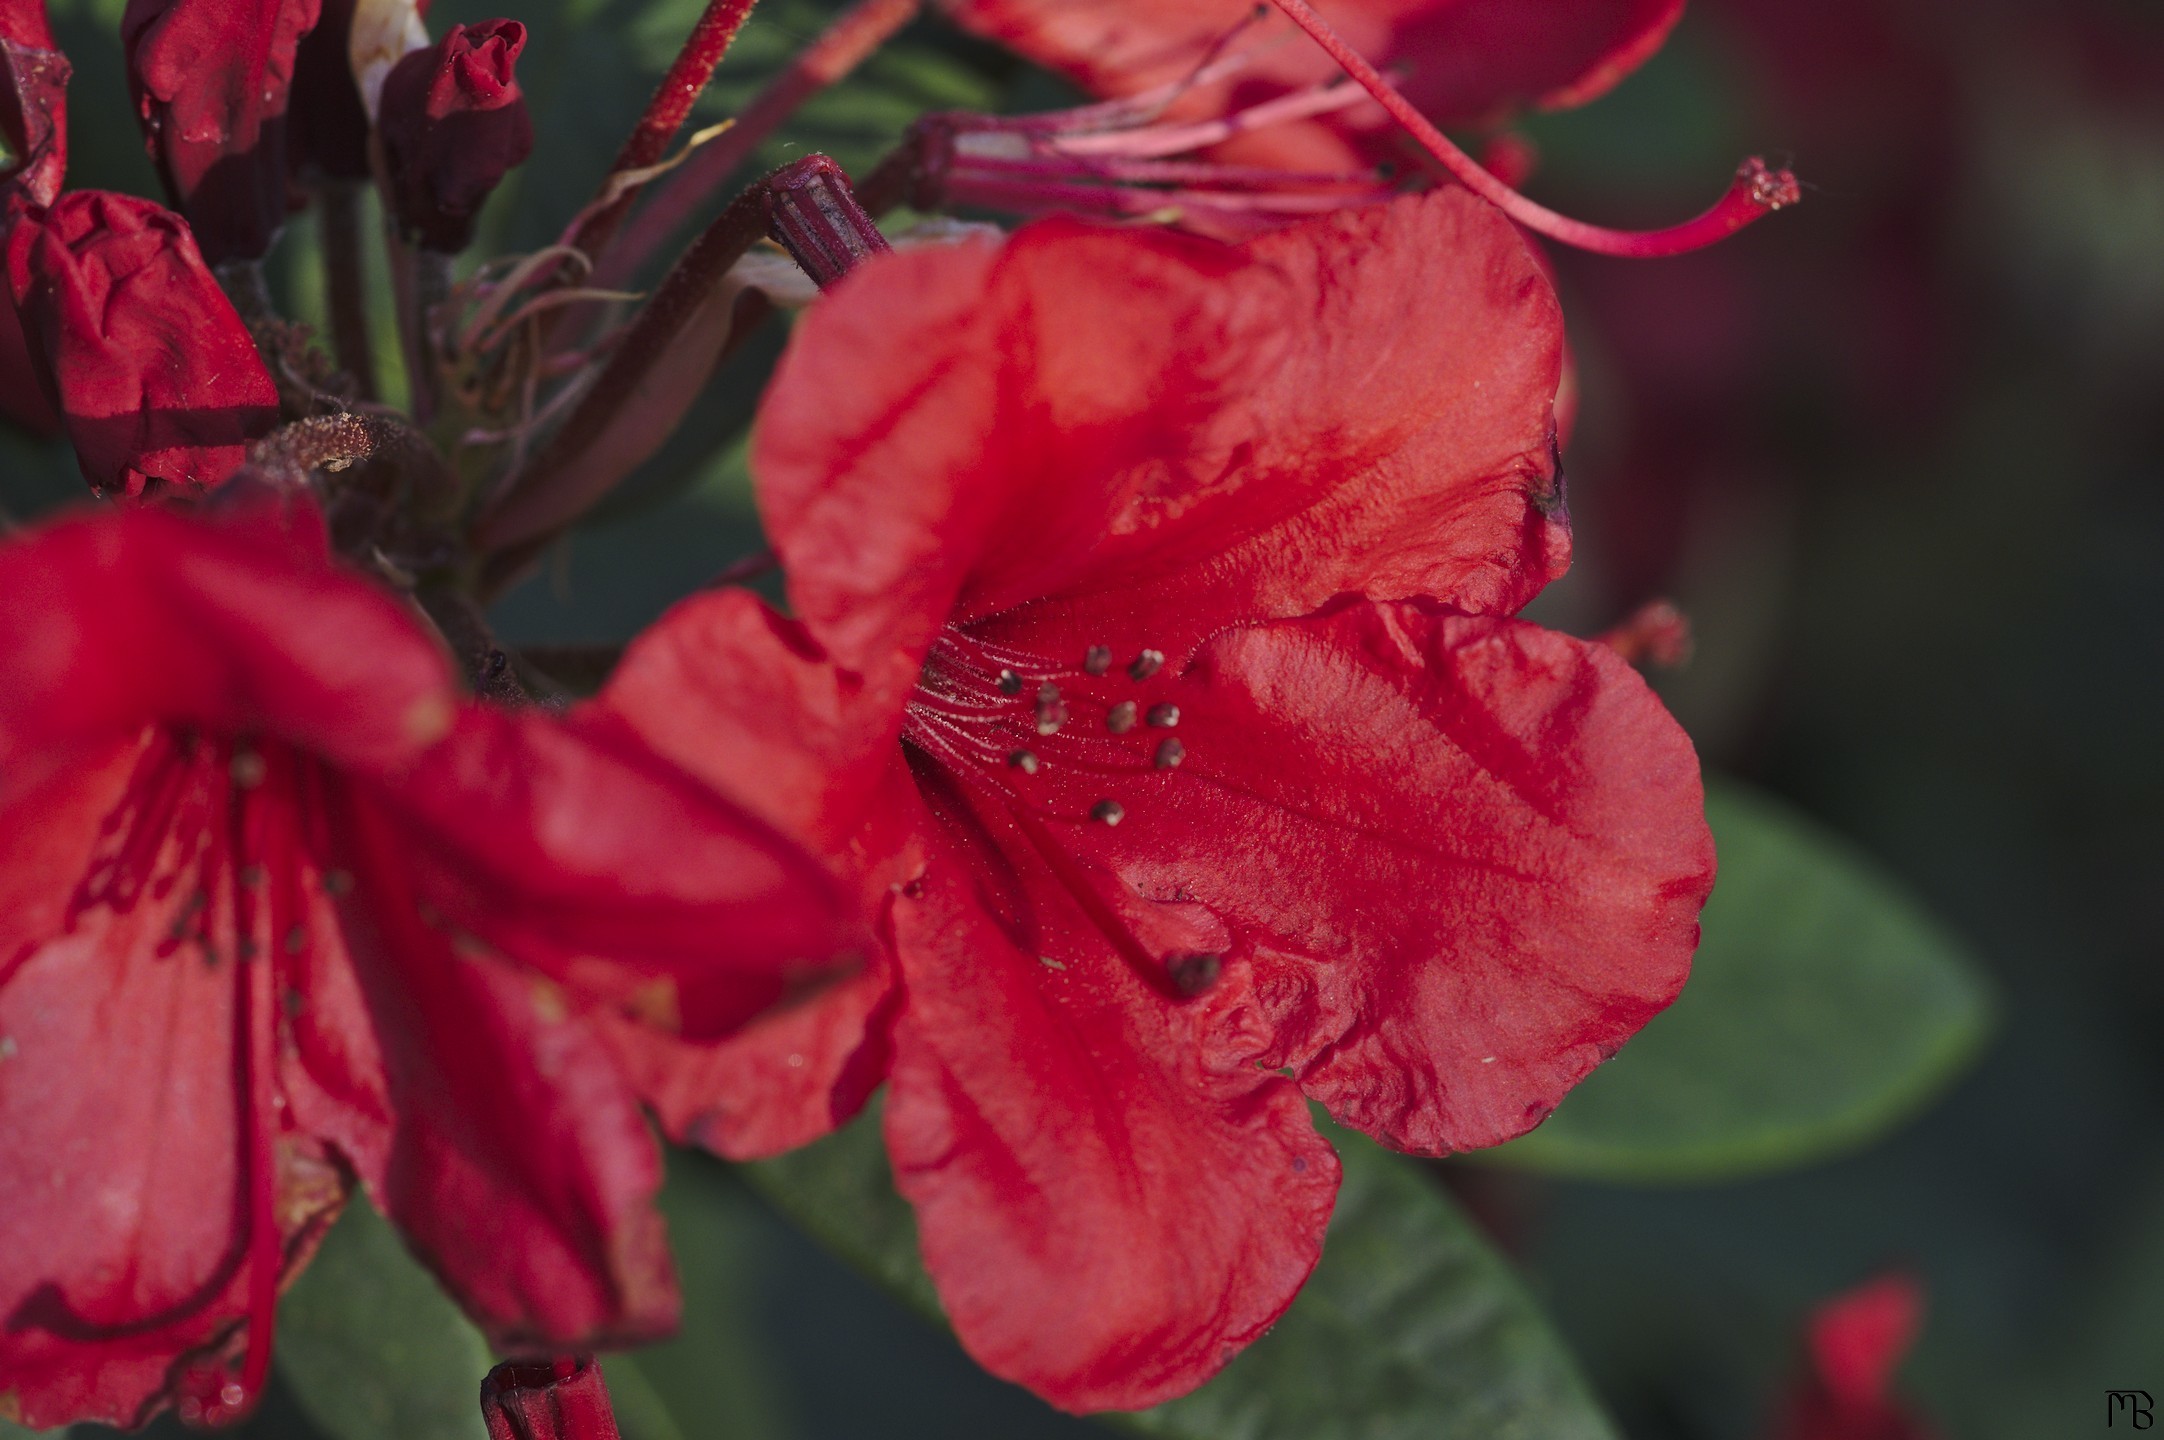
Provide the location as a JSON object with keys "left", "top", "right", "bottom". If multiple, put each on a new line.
{"left": 5, "top": 1, "right": 2161, "bottom": 1436}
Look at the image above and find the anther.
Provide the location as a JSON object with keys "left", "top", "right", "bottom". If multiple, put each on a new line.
{"left": 1091, "top": 799, "right": 1126, "bottom": 825}
{"left": 997, "top": 668, "right": 1023, "bottom": 695}
{"left": 237, "top": 864, "right": 268, "bottom": 889}
{"left": 1106, "top": 701, "right": 1138, "bottom": 733}
{"left": 283, "top": 925, "right": 307, "bottom": 955}
{"left": 1154, "top": 738, "right": 1186, "bottom": 769}
{"left": 1169, "top": 952, "right": 1222, "bottom": 997}
{"left": 1035, "top": 682, "right": 1068, "bottom": 735}
{"left": 230, "top": 748, "right": 268, "bottom": 788}
{"left": 1146, "top": 703, "right": 1179, "bottom": 728}
{"left": 1008, "top": 749, "right": 1040, "bottom": 774}
{"left": 1083, "top": 645, "right": 1113, "bottom": 675}
{"left": 1129, "top": 649, "right": 1164, "bottom": 680}
{"left": 322, "top": 869, "right": 355, "bottom": 895}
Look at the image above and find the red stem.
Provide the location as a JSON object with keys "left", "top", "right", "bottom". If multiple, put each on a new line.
{"left": 568, "top": 0, "right": 762, "bottom": 264}
{"left": 1265, "top": 0, "right": 1799, "bottom": 257}
{"left": 601, "top": 0, "right": 919, "bottom": 284}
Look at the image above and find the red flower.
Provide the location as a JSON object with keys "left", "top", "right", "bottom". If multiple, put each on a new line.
{"left": 0, "top": 500, "right": 860, "bottom": 1430}
{"left": 937, "top": 0, "right": 1683, "bottom": 169}
{"left": 1771, "top": 1274, "right": 1939, "bottom": 1440}
{"left": 592, "top": 190, "right": 1715, "bottom": 1409}
{"left": 482, "top": 1357, "right": 623, "bottom": 1440}
{"left": 121, "top": 0, "right": 321, "bottom": 262}
{"left": 377, "top": 19, "right": 534, "bottom": 253}
{"left": 4, "top": 190, "right": 279, "bottom": 499}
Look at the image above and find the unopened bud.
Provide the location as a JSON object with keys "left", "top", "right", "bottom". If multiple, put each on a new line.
{"left": 0, "top": 0, "right": 68, "bottom": 209}
{"left": 481, "top": 1357, "right": 623, "bottom": 1440}
{"left": 377, "top": 19, "right": 533, "bottom": 253}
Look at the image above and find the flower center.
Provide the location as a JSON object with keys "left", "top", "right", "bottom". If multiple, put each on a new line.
{"left": 901, "top": 623, "right": 1186, "bottom": 829}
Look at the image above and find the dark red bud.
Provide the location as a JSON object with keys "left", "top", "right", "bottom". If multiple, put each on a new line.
{"left": 378, "top": 19, "right": 532, "bottom": 252}
{"left": 4, "top": 190, "right": 279, "bottom": 497}
{"left": 0, "top": 0, "right": 67, "bottom": 210}
{"left": 120, "top": 0, "right": 322, "bottom": 263}
{"left": 762, "top": 153, "right": 890, "bottom": 288}
{"left": 481, "top": 1357, "right": 623, "bottom": 1440}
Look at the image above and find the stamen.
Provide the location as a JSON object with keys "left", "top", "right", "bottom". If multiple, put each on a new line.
{"left": 997, "top": 669, "right": 1024, "bottom": 694}
{"left": 1129, "top": 649, "right": 1165, "bottom": 680}
{"left": 1264, "top": 0, "right": 1799, "bottom": 258}
{"left": 1155, "top": 738, "right": 1186, "bottom": 769}
{"left": 1008, "top": 749, "right": 1040, "bottom": 774}
{"left": 1146, "top": 704, "right": 1179, "bottom": 728}
{"left": 1106, "top": 701, "right": 1139, "bottom": 733}
{"left": 1034, "top": 683, "right": 1068, "bottom": 736}
{"left": 1083, "top": 645, "right": 1113, "bottom": 675}
{"left": 1091, "top": 799, "right": 1126, "bottom": 826}
{"left": 1168, "top": 952, "right": 1222, "bottom": 997}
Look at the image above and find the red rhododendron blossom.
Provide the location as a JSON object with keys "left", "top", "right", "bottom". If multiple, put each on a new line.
{"left": 0, "top": 502, "right": 860, "bottom": 1430}
{"left": 377, "top": 19, "right": 534, "bottom": 252}
{"left": 1771, "top": 1275, "right": 1940, "bottom": 1440}
{"left": 4, "top": 189, "right": 279, "bottom": 498}
{"left": 121, "top": 0, "right": 321, "bottom": 262}
{"left": 593, "top": 189, "right": 1715, "bottom": 1410}
{"left": 937, "top": 0, "right": 1684, "bottom": 170}
{"left": 482, "top": 1356, "right": 624, "bottom": 1440}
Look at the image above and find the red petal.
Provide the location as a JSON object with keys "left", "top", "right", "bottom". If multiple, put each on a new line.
{"left": 943, "top": 0, "right": 1682, "bottom": 160}
{"left": 980, "top": 599, "right": 1713, "bottom": 1154}
{"left": 587, "top": 588, "right": 914, "bottom": 1152}
{"left": 0, "top": 506, "right": 455, "bottom": 784}
{"left": 0, "top": 746, "right": 345, "bottom": 1430}
{"left": 386, "top": 704, "right": 865, "bottom": 1041}
{"left": 883, "top": 838, "right": 1339, "bottom": 1412}
{"left": 759, "top": 189, "right": 1567, "bottom": 675}
{"left": 303, "top": 785, "right": 680, "bottom": 1350}
{"left": 4, "top": 194, "right": 279, "bottom": 496}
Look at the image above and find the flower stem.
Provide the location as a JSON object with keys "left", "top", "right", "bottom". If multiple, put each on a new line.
{"left": 567, "top": 0, "right": 762, "bottom": 268}
{"left": 319, "top": 181, "right": 379, "bottom": 400}
{"left": 601, "top": 0, "right": 920, "bottom": 285}
{"left": 1264, "top": 0, "right": 1799, "bottom": 257}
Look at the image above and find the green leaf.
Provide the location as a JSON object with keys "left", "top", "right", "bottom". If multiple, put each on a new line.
{"left": 275, "top": 1200, "right": 491, "bottom": 1440}
{"left": 1484, "top": 777, "right": 1995, "bottom": 1184}
{"left": 746, "top": 1105, "right": 1619, "bottom": 1440}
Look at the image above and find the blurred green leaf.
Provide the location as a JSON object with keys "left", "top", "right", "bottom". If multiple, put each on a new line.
{"left": 746, "top": 1105, "right": 1619, "bottom": 1440}
{"left": 275, "top": 1200, "right": 491, "bottom": 1440}
{"left": 606, "top": 1155, "right": 794, "bottom": 1440}
{"left": 1485, "top": 777, "right": 1995, "bottom": 1184}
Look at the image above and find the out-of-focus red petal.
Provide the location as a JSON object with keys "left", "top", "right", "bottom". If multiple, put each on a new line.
{"left": 386, "top": 704, "right": 865, "bottom": 1041}
{"left": 0, "top": 742, "right": 346, "bottom": 1430}
{"left": 977, "top": 599, "right": 1712, "bottom": 1154}
{"left": 586, "top": 588, "right": 914, "bottom": 1153}
{"left": 758, "top": 190, "right": 1567, "bottom": 675}
{"left": 1772, "top": 1274, "right": 1937, "bottom": 1440}
{"left": 939, "top": 0, "right": 1683, "bottom": 164}
{"left": 881, "top": 814, "right": 1340, "bottom": 1413}
{"left": 0, "top": 506, "right": 454, "bottom": 783}
{"left": 3, "top": 194, "right": 280, "bottom": 498}
{"left": 304, "top": 785, "right": 679, "bottom": 1350}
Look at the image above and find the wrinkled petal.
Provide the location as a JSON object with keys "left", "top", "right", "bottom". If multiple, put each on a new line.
{"left": 0, "top": 0, "right": 69, "bottom": 209}
{"left": 940, "top": 0, "right": 1682, "bottom": 168}
{"left": 987, "top": 599, "right": 1714, "bottom": 1153}
{"left": 4, "top": 194, "right": 281, "bottom": 498}
{"left": 883, "top": 821, "right": 1339, "bottom": 1412}
{"left": 759, "top": 190, "right": 1567, "bottom": 676}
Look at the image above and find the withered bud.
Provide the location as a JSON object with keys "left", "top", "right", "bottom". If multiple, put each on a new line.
{"left": 378, "top": 18, "right": 532, "bottom": 253}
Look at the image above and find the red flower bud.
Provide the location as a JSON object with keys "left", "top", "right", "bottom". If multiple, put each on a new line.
{"left": 481, "top": 1358, "right": 623, "bottom": 1440}
{"left": 120, "top": 0, "right": 322, "bottom": 263}
{"left": 0, "top": 0, "right": 67, "bottom": 209}
{"left": 4, "top": 190, "right": 279, "bottom": 497}
{"left": 378, "top": 19, "right": 532, "bottom": 252}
